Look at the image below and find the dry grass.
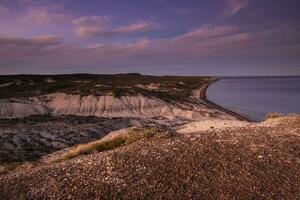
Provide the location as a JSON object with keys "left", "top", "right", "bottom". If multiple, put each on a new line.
{"left": 0, "top": 165, "right": 9, "bottom": 175}
{"left": 265, "top": 112, "right": 284, "bottom": 120}
{"left": 0, "top": 127, "right": 171, "bottom": 175}
{"left": 58, "top": 127, "right": 169, "bottom": 161}
{"left": 0, "top": 162, "right": 34, "bottom": 175}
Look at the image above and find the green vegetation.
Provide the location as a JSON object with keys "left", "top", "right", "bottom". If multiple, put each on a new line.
{"left": 58, "top": 127, "right": 170, "bottom": 161}
{"left": 0, "top": 74, "right": 213, "bottom": 102}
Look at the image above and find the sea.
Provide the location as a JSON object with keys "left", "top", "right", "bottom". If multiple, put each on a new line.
{"left": 206, "top": 77, "right": 300, "bottom": 121}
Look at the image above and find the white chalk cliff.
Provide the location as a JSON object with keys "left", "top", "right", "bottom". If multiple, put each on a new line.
{"left": 0, "top": 93, "right": 231, "bottom": 120}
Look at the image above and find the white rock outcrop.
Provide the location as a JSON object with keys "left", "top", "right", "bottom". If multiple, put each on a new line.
{"left": 0, "top": 98, "right": 49, "bottom": 118}
{"left": 0, "top": 93, "right": 229, "bottom": 120}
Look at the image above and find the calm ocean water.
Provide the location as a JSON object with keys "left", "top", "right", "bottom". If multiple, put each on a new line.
{"left": 206, "top": 77, "right": 300, "bottom": 121}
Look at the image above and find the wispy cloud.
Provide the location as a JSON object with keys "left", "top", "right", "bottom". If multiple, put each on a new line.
{"left": 0, "top": 35, "right": 61, "bottom": 47}
{"left": 0, "top": 0, "right": 71, "bottom": 30}
{"left": 21, "top": 7, "right": 71, "bottom": 25}
{"left": 18, "top": 0, "right": 65, "bottom": 9}
{"left": 0, "top": 2, "right": 160, "bottom": 39}
{"left": 74, "top": 19, "right": 160, "bottom": 37}
{"left": 175, "top": 25, "right": 239, "bottom": 40}
{"left": 1, "top": 24, "right": 299, "bottom": 74}
{"left": 0, "top": 34, "right": 62, "bottom": 61}
{"left": 72, "top": 16, "right": 110, "bottom": 27}
{"left": 224, "top": 0, "right": 249, "bottom": 17}
{"left": 17, "top": 0, "right": 70, "bottom": 25}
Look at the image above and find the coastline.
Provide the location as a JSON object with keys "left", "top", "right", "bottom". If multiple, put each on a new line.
{"left": 200, "top": 79, "right": 252, "bottom": 122}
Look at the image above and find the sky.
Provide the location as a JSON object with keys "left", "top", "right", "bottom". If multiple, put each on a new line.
{"left": 0, "top": 0, "right": 299, "bottom": 76}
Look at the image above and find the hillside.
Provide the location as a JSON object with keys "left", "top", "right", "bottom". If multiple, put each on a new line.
{"left": 0, "top": 74, "right": 238, "bottom": 166}
{"left": 0, "top": 115, "right": 142, "bottom": 164}
{"left": 0, "top": 115, "right": 299, "bottom": 199}
{"left": 0, "top": 74, "right": 235, "bottom": 121}
{"left": 0, "top": 74, "right": 211, "bottom": 100}
{"left": 1, "top": 74, "right": 298, "bottom": 199}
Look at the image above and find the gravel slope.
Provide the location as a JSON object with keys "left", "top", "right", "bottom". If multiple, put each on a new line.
{"left": 0, "top": 115, "right": 299, "bottom": 200}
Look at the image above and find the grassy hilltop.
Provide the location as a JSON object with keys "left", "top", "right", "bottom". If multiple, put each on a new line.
{"left": 0, "top": 74, "right": 212, "bottom": 102}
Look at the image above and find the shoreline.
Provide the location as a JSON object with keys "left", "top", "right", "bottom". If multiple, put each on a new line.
{"left": 200, "top": 79, "right": 252, "bottom": 122}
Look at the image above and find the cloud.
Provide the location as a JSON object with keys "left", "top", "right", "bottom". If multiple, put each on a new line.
{"left": 224, "top": 0, "right": 249, "bottom": 17}
{"left": 21, "top": 6, "right": 71, "bottom": 25}
{"left": 117, "top": 22, "right": 159, "bottom": 34}
{"left": 0, "top": 25, "right": 299, "bottom": 74}
{"left": 0, "top": 2, "right": 159, "bottom": 40}
{"left": 18, "top": 0, "right": 65, "bottom": 9}
{"left": 175, "top": 25, "right": 239, "bottom": 40}
{"left": 139, "top": 26, "right": 253, "bottom": 59}
{"left": 0, "top": 34, "right": 62, "bottom": 61}
{"left": 0, "top": 35, "right": 61, "bottom": 46}
{"left": 31, "top": 35, "right": 62, "bottom": 44}
{"left": 72, "top": 16, "right": 110, "bottom": 26}
{"left": 74, "top": 20, "right": 160, "bottom": 37}
{"left": 4, "top": 0, "right": 71, "bottom": 26}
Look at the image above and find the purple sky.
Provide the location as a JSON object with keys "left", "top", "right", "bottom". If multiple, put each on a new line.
{"left": 0, "top": 0, "right": 299, "bottom": 75}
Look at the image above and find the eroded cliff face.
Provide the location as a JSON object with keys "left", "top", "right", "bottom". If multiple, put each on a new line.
{"left": 0, "top": 98, "right": 49, "bottom": 118}
{"left": 0, "top": 93, "right": 231, "bottom": 120}
{"left": 42, "top": 93, "right": 175, "bottom": 118}
{"left": 0, "top": 116, "right": 142, "bottom": 163}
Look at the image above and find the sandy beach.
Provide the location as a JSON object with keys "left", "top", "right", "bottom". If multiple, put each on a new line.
{"left": 194, "top": 79, "right": 252, "bottom": 122}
